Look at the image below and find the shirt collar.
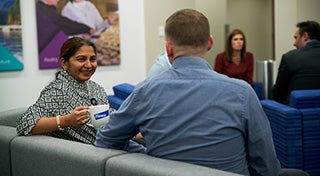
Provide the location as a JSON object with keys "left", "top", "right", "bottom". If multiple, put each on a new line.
{"left": 172, "top": 56, "right": 213, "bottom": 70}
{"left": 304, "top": 39, "right": 318, "bottom": 47}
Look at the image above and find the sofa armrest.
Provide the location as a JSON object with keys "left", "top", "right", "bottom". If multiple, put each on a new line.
{"left": 105, "top": 153, "right": 240, "bottom": 176}
{"left": 10, "top": 135, "right": 126, "bottom": 176}
{"left": 0, "top": 125, "right": 17, "bottom": 176}
{"left": 0, "top": 107, "right": 27, "bottom": 127}
{"left": 260, "top": 100, "right": 304, "bottom": 169}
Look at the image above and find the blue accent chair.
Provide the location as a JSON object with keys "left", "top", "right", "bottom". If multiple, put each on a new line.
{"left": 108, "top": 83, "right": 135, "bottom": 110}
{"left": 261, "top": 89, "right": 320, "bottom": 176}
{"left": 253, "top": 81, "right": 265, "bottom": 100}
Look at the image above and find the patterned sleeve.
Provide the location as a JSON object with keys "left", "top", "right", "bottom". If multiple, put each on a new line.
{"left": 16, "top": 85, "right": 62, "bottom": 136}
{"left": 16, "top": 89, "right": 49, "bottom": 135}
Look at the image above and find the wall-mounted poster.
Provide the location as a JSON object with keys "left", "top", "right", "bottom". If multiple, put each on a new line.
{"left": 35, "top": 0, "right": 120, "bottom": 69}
{"left": 0, "top": 0, "right": 23, "bottom": 72}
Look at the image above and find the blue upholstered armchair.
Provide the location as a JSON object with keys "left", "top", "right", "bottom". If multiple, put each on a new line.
{"left": 261, "top": 89, "right": 320, "bottom": 176}
{"left": 108, "top": 83, "right": 135, "bottom": 110}
{"left": 253, "top": 81, "right": 265, "bottom": 100}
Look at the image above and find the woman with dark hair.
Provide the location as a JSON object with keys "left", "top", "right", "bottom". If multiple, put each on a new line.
{"left": 17, "top": 37, "right": 109, "bottom": 144}
{"left": 214, "top": 29, "right": 254, "bottom": 85}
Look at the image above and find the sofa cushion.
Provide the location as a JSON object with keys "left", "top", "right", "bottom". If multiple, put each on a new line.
{"left": 105, "top": 153, "right": 240, "bottom": 176}
{"left": 10, "top": 135, "right": 126, "bottom": 176}
{"left": 0, "top": 107, "right": 27, "bottom": 127}
{"left": 0, "top": 125, "right": 17, "bottom": 176}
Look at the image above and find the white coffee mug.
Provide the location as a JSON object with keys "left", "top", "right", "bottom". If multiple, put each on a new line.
{"left": 88, "top": 104, "right": 110, "bottom": 130}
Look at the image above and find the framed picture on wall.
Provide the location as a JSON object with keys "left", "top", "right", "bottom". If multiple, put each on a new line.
{"left": 0, "top": 0, "right": 23, "bottom": 72}
{"left": 35, "top": 0, "right": 120, "bottom": 69}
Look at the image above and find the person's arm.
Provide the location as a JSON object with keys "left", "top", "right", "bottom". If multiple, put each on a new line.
{"left": 245, "top": 87, "right": 281, "bottom": 175}
{"left": 272, "top": 55, "right": 291, "bottom": 103}
{"left": 57, "top": 16, "right": 96, "bottom": 35}
{"left": 31, "top": 106, "right": 89, "bottom": 134}
{"left": 245, "top": 53, "right": 254, "bottom": 85}
{"left": 16, "top": 85, "right": 90, "bottom": 136}
{"left": 37, "top": 2, "right": 93, "bottom": 35}
{"left": 95, "top": 90, "right": 146, "bottom": 153}
{"left": 214, "top": 53, "right": 224, "bottom": 73}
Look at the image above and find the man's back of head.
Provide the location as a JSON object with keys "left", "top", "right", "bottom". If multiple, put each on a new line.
{"left": 164, "top": 9, "right": 213, "bottom": 62}
{"left": 165, "top": 9, "right": 210, "bottom": 48}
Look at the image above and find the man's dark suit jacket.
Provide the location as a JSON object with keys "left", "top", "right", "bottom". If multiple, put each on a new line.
{"left": 272, "top": 40, "right": 320, "bottom": 104}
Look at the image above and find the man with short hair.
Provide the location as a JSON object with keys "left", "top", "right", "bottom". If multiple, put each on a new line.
{"left": 95, "top": 9, "right": 280, "bottom": 175}
{"left": 272, "top": 20, "right": 320, "bottom": 104}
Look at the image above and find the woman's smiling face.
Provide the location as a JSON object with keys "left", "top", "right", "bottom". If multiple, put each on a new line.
{"left": 61, "top": 45, "right": 97, "bottom": 83}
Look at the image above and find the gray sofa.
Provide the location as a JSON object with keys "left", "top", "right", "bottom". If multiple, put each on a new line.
{"left": 0, "top": 107, "right": 240, "bottom": 176}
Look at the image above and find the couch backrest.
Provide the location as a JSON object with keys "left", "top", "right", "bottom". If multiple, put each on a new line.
{"left": 0, "top": 126, "right": 240, "bottom": 176}
{"left": 289, "top": 89, "right": 320, "bottom": 109}
{"left": 105, "top": 153, "right": 240, "bottom": 176}
{"left": 10, "top": 135, "right": 126, "bottom": 176}
{"left": 1, "top": 107, "right": 242, "bottom": 176}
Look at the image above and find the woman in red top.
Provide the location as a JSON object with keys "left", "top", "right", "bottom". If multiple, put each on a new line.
{"left": 214, "top": 29, "right": 254, "bottom": 85}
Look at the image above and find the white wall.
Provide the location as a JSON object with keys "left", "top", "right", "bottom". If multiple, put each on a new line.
{"left": 0, "top": 0, "right": 146, "bottom": 111}
{"left": 297, "top": 0, "right": 320, "bottom": 22}
{"left": 144, "top": 0, "right": 195, "bottom": 74}
{"left": 1, "top": 0, "right": 319, "bottom": 111}
{"left": 273, "top": 0, "right": 320, "bottom": 83}
{"left": 274, "top": 0, "right": 297, "bottom": 77}
{"left": 195, "top": 0, "right": 227, "bottom": 67}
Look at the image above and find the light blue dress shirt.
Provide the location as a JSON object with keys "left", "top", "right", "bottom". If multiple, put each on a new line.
{"left": 95, "top": 56, "right": 280, "bottom": 175}
{"left": 147, "top": 51, "right": 171, "bottom": 78}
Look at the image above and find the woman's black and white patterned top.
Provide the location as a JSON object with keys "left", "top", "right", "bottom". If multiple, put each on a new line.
{"left": 16, "top": 70, "right": 109, "bottom": 144}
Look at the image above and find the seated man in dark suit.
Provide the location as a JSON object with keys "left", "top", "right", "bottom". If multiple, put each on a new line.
{"left": 272, "top": 20, "right": 320, "bottom": 104}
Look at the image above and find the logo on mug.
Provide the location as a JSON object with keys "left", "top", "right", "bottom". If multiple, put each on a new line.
{"left": 94, "top": 110, "right": 109, "bottom": 120}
